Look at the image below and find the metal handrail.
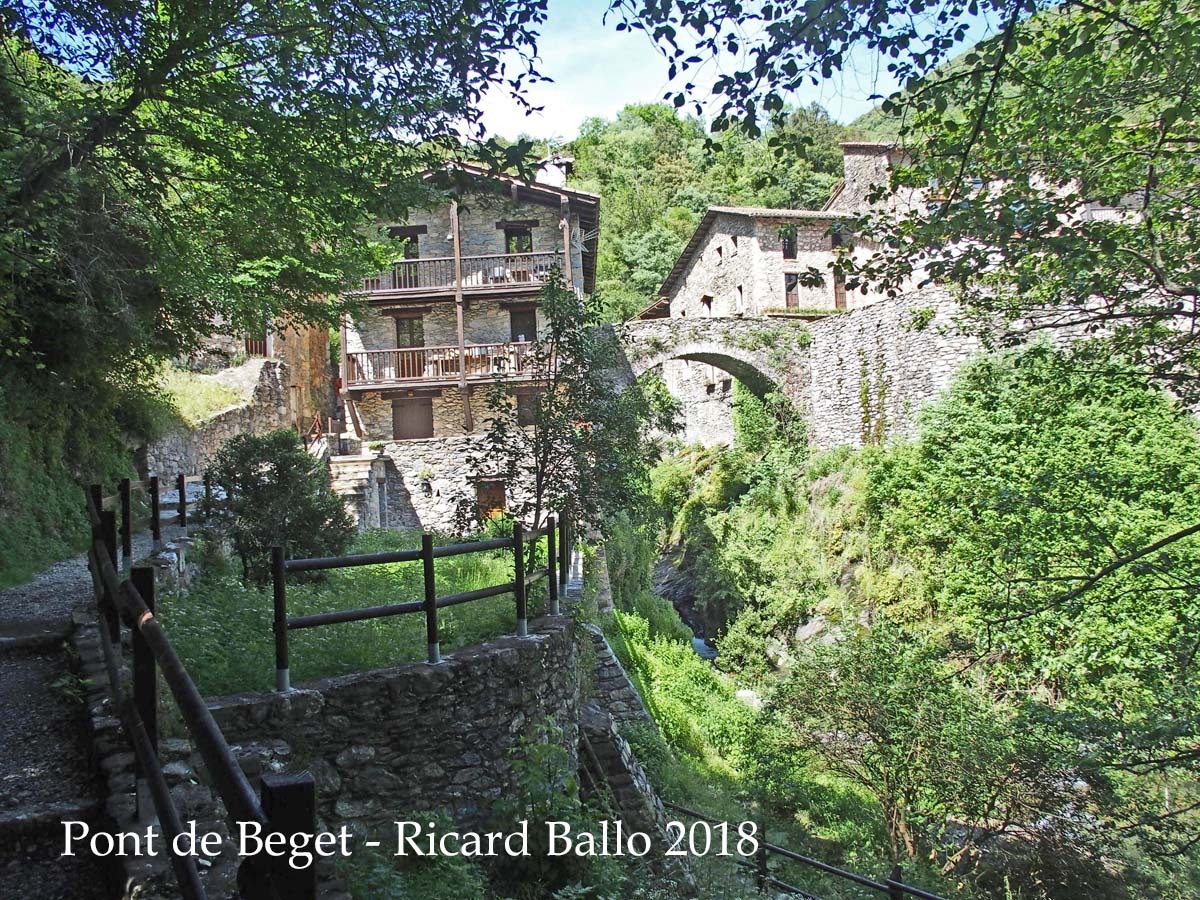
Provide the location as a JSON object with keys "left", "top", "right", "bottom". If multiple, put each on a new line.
{"left": 271, "top": 516, "right": 573, "bottom": 684}
{"left": 661, "top": 801, "right": 946, "bottom": 900}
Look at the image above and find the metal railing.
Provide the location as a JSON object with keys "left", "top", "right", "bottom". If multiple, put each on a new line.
{"left": 270, "top": 515, "right": 573, "bottom": 691}
{"left": 85, "top": 486, "right": 317, "bottom": 900}
{"left": 662, "top": 802, "right": 947, "bottom": 900}
{"left": 361, "top": 251, "right": 563, "bottom": 294}
{"left": 345, "top": 341, "right": 535, "bottom": 386}
{"left": 95, "top": 474, "right": 213, "bottom": 571}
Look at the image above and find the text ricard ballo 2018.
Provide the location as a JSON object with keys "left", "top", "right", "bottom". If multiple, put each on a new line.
{"left": 62, "top": 819, "right": 761, "bottom": 870}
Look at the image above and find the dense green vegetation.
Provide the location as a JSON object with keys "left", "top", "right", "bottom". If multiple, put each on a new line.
{"left": 604, "top": 347, "right": 1200, "bottom": 899}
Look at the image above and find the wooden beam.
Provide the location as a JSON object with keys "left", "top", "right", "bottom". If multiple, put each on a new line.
{"left": 450, "top": 200, "right": 473, "bottom": 432}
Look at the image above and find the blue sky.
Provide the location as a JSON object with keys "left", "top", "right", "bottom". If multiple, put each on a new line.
{"left": 478, "top": 0, "right": 903, "bottom": 140}
{"left": 479, "top": 0, "right": 996, "bottom": 142}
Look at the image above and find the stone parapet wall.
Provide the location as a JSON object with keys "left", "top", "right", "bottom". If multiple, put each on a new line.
{"left": 144, "top": 360, "right": 292, "bottom": 478}
{"left": 619, "top": 289, "right": 984, "bottom": 451}
{"left": 208, "top": 616, "right": 580, "bottom": 832}
{"left": 804, "top": 287, "right": 976, "bottom": 448}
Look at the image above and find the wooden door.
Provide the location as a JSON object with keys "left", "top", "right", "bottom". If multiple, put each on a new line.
{"left": 391, "top": 398, "right": 433, "bottom": 440}
{"left": 476, "top": 480, "right": 507, "bottom": 519}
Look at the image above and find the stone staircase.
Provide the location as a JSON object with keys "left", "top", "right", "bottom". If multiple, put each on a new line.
{"left": 328, "top": 452, "right": 378, "bottom": 524}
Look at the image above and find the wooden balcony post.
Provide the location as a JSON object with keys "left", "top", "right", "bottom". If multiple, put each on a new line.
{"left": 560, "top": 197, "right": 573, "bottom": 286}
{"left": 450, "top": 199, "right": 473, "bottom": 431}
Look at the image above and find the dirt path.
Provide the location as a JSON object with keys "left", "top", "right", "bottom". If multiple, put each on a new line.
{"left": 0, "top": 530, "right": 157, "bottom": 898}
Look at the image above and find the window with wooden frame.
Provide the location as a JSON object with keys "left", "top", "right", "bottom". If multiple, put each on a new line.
{"left": 515, "top": 392, "right": 539, "bottom": 427}
{"left": 388, "top": 225, "right": 424, "bottom": 289}
{"left": 394, "top": 316, "right": 424, "bottom": 348}
{"left": 391, "top": 397, "right": 433, "bottom": 440}
{"left": 509, "top": 307, "right": 537, "bottom": 343}
{"left": 504, "top": 226, "right": 533, "bottom": 254}
{"left": 780, "top": 225, "right": 797, "bottom": 259}
{"left": 476, "top": 480, "right": 507, "bottom": 520}
{"left": 784, "top": 274, "right": 800, "bottom": 309}
{"left": 833, "top": 271, "right": 847, "bottom": 310}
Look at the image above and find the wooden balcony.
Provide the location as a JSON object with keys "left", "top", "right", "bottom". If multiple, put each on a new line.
{"left": 360, "top": 251, "right": 563, "bottom": 297}
{"left": 345, "top": 342, "right": 537, "bottom": 388}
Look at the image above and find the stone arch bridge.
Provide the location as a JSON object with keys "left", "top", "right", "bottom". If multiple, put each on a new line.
{"left": 603, "top": 288, "right": 982, "bottom": 449}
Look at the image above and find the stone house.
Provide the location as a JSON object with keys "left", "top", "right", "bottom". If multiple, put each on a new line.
{"left": 333, "top": 162, "right": 601, "bottom": 531}
{"left": 641, "top": 142, "right": 907, "bottom": 445}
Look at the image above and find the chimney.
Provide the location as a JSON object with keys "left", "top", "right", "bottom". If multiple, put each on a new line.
{"left": 535, "top": 153, "right": 575, "bottom": 188}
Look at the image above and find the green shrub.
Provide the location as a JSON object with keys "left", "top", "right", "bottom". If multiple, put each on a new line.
{"left": 207, "top": 429, "right": 354, "bottom": 581}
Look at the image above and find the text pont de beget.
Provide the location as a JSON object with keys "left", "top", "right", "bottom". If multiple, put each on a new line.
{"left": 63, "top": 819, "right": 762, "bottom": 869}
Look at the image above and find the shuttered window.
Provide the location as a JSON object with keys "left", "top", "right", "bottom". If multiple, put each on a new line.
{"left": 391, "top": 398, "right": 433, "bottom": 440}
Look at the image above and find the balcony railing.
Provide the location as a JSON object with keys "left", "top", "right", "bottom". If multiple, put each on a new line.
{"left": 345, "top": 342, "right": 537, "bottom": 386}
{"left": 361, "top": 251, "right": 563, "bottom": 295}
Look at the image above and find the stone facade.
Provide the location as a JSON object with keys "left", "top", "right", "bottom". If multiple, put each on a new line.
{"left": 144, "top": 359, "right": 293, "bottom": 478}
{"left": 338, "top": 175, "right": 600, "bottom": 532}
{"left": 208, "top": 616, "right": 580, "bottom": 832}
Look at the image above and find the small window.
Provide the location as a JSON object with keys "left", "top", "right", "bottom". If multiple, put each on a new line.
{"left": 781, "top": 227, "right": 797, "bottom": 260}
{"left": 395, "top": 317, "right": 424, "bottom": 348}
{"left": 516, "top": 393, "right": 538, "bottom": 427}
{"left": 701, "top": 295, "right": 713, "bottom": 317}
{"left": 715, "top": 245, "right": 723, "bottom": 263}
{"left": 476, "top": 480, "right": 507, "bottom": 520}
{"left": 504, "top": 227, "right": 533, "bottom": 254}
{"left": 510, "top": 308, "right": 537, "bottom": 343}
{"left": 784, "top": 274, "right": 800, "bottom": 309}
{"left": 833, "top": 271, "right": 847, "bottom": 310}
{"left": 736, "top": 285, "right": 744, "bottom": 308}
{"left": 731, "top": 235, "right": 739, "bottom": 256}
{"left": 392, "top": 397, "right": 433, "bottom": 440}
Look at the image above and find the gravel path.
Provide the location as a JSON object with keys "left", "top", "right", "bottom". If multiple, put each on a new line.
{"left": 0, "top": 528, "right": 160, "bottom": 898}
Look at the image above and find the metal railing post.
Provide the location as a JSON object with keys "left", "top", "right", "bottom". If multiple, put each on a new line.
{"left": 258, "top": 772, "right": 317, "bottom": 900}
{"left": 559, "top": 514, "right": 569, "bottom": 588}
{"left": 271, "top": 546, "right": 290, "bottom": 691}
{"left": 99, "top": 509, "right": 120, "bottom": 645}
{"left": 149, "top": 475, "right": 161, "bottom": 549}
{"left": 547, "top": 515, "right": 559, "bottom": 616}
{"left": 422, "top": 533, "right": 441, "bottom": 664}
{"left": 513, "top": 520, "right": 528, "bottom": 637}
{"left": 119, "top": 477, "right": 132, "bottom": 575}
{"left": 131, "top": 566, "right": 158, "bottom": 822}
{"left": 176, "top": 472, "right": 188, "bottom": 534}
{"left": 756, "top": 820, "right": 769, "bottom": 892}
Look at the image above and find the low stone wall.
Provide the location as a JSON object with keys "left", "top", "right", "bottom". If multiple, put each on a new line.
{"left": 144, "top": 360, "right": 292, "bottom": 478}
{"left": 583, "top": 624, "right": 653, "bottom": 729}
{"left": 208, "top": 616, "right": 580, "bottom": 832}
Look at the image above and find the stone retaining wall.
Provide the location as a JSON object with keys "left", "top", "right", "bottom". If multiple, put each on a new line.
{"left": 207, "top": 616, "right": 580, "bottom": 832}
{"left": 144, "top": 360, "right": 292, "bottom": 478}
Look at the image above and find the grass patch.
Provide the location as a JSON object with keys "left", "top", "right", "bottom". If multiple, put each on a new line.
{"left": 161, "top": 528, "right": 548, "bottom": 696}
{"left": 159, "top": 365, "right": 247, "bottom": 426}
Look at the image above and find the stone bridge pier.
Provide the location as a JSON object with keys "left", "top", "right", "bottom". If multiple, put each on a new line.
{"left": 604, "top": 287, "right": 983, "bottom": 449}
